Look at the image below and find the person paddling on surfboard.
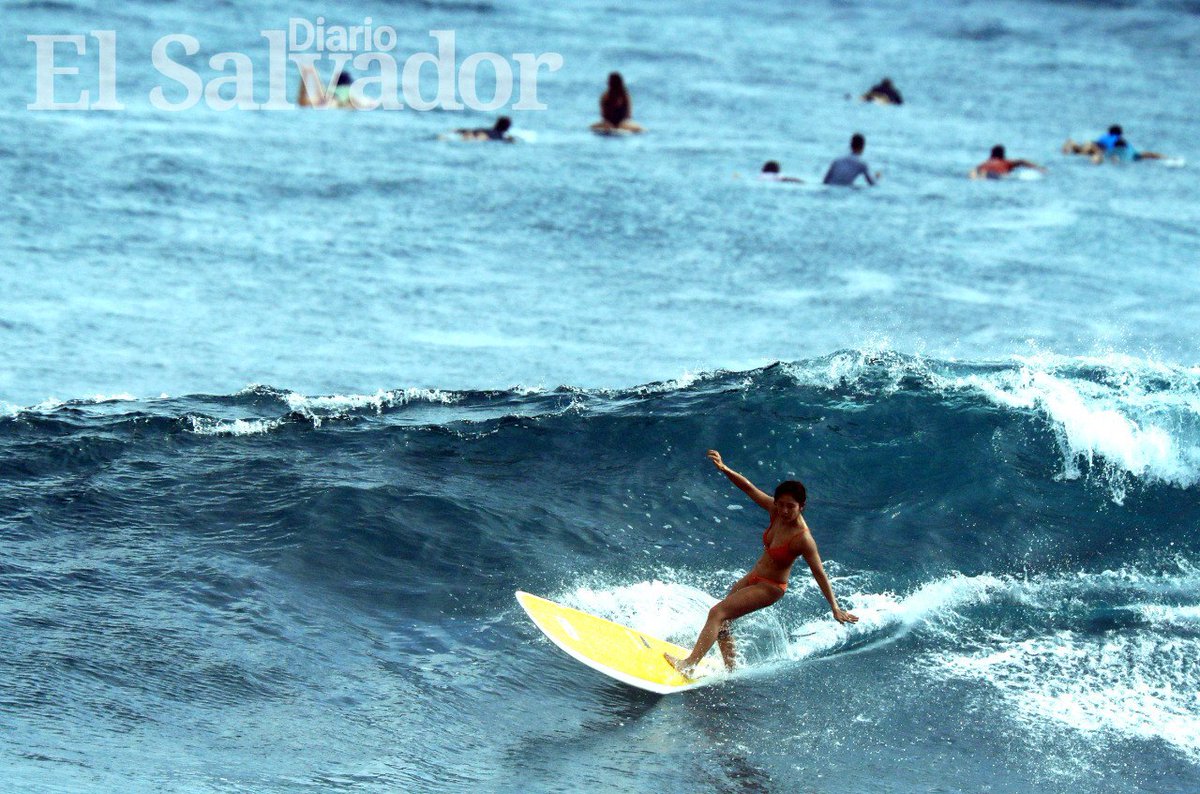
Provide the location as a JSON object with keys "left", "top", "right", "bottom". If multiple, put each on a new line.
{"left": 969, "top": 145, "right": 1046, "bottom": 179}
{"left": 665, "top": 450, "right": 858, "bottom": 676}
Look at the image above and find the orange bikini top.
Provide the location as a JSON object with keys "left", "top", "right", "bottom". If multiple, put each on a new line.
{"left": 762, "top": 529, "right": 793, "bottom": 563}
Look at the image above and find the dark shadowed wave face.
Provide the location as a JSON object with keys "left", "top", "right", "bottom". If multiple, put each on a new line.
{"left": 3, "top": 352, "right": 1199, "bottom": 792}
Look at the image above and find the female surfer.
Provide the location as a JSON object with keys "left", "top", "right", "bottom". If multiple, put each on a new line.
{"left": 591, "top": 72, "right": 645, "bottom": 133}
{"left": 296, "top": 65, "right": 374, "bottom": 110}
{"left": 666, "top": 450, "right": 858, "bottom": 676}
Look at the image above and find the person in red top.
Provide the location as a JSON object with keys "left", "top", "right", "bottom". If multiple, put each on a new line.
{"left": 970, "top": 145, "right": 1046, "bottom": 179}
{"left": 665, "top": 450, "right": 858, "bottom": 676}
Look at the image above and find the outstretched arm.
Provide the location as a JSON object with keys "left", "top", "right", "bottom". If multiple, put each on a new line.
{"left": 801, "top": 541, "right": 858, "bottom": 623}
{"left": 1012, "top": 159, "right": 1047, "bottom": 172}
{"left": 707, "top": 450, "right": 773, "bottom": 511}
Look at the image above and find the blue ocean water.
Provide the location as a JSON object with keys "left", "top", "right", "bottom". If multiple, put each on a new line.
{"left": 2, "top": 0, "right": 1199, "bottom": 791}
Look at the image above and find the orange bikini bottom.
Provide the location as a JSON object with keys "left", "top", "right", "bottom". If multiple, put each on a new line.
{"left": 747, "top": 574, "right": 787, "bottom": 592}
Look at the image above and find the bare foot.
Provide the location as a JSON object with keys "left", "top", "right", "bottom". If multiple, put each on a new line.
{"left": 663, "top": 653, "right": 695, "bottom": 677}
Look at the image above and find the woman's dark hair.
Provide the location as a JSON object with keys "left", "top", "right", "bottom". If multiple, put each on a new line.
{"left": 762, "top": 160, "right": 781, "bottom": 173}
{"left": 607, "top": 72, "right": 626, "bottom": 93}
{"left": 774, "top": 480, "right": 807, "bottom": 506}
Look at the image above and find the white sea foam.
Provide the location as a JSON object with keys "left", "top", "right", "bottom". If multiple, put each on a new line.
{"left": 282, "top": 388, "right": 458, "bottom": 415}
{"left": 559, "top": 563, "right": 1200, "bottom": 758}
{"left": 184, "top": 416, "right": 283, "bottom": 436}
{"left": 563, "top": 572, "right": 1005, "bottom": 675}
{"left": 923, "top": 564, "right": 1200, "bottom": 763}
{"left": 934, "top": 632, "right": 1200, "bottom": 763}
{"left": 83, "top": 393, "right": 138, "bottom": 403}
{"left": 564, "top": 579, "right": 718, "bottom": 648}
{"left": 940, "top": 353, "right": 1200, "bottom": 502}
{"left": 1135, "top": 604, "right": 1200, "bottom": 628}
{"left": 781, "top": 347, "right": 923, "bottom": 395}
{"left": 642, "top": 369, "right": 701, "bottom": 393}
{"left": 778, "top": 573, "right": 1005, "bottom": 663}
{"left": 968, "top": 563, "right": 1200, "bottom": 612}
{"left": 777, "top": 350, "right": 1200, "bottom": 501}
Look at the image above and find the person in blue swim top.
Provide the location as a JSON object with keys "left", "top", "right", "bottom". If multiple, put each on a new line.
{"left": 823, "top": 133, "right": 880, "bottom": 187}
{"left": 1110, "top": 138, "right": 1166, "bottom": 163}
{"left": 1062, "top": 124, "right": 1147, "bottom": 163}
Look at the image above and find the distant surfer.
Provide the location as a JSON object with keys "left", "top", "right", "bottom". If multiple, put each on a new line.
{"left": 823, "top": 133, "right": 879, "bottom": 187}
{"left": 861, "top": 77, "right": 903, "bottom": 105}
{"left": 759, "top": 161, "right": 803, "bottom": 183}
{"left": 969, "top": 145, "right": 1046, "bottom": 179}
{"left": 455, "top": 116, "right": 516, "bottom": 142}
{"left": 296, "top": 65, "right": 372, "bottom": 110}
{"left": 665, "top": 450, "right": 858, "bottom": 676}
{"left": 1062, "top": 124, "right": 1127, "bottom": 164}
{"left": 591, "top": 72, "right": 645, "bottom": 134}
{"left": 1064, "top": 125, "right": 1170, "bottom": 164}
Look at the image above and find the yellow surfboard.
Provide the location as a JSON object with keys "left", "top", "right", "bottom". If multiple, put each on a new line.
{"left": 516, "top": 591, "right": 722, "bottom": 694}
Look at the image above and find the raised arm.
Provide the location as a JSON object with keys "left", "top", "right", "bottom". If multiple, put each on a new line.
{"left": 707, "top": 450, "right": 773, "bottom": 511}
{"left": 798, "top": 536, "right": 858, "bottom": 623}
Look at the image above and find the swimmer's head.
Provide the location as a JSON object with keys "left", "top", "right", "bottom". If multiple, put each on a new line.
{"left": 1109, "top": 125, "right": 1123, "bottom": 136}
{"left": 850, "top": 133, "right": 866, "bottom": 154}
{"left": 881, "top": 77, "right": 893, "bottom": 87}
{"left": 991, "top": 145, "right": 1006, "bottom": 159}
{"left": 762, "top": 161, "right": 781, "bottom": 173}
{"left": 773, "top": 480, "right": 807, "bottom": 510}
{"left": 608, "top": 72, "right": 626, "bottom": 92}
{"left": 494, "top": 116, "right": 512, "bottom": 132}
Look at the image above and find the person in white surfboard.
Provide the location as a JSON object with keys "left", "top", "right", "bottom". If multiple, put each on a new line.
{"left": 666, "top": 450, "right": 858, "bottom": 676}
